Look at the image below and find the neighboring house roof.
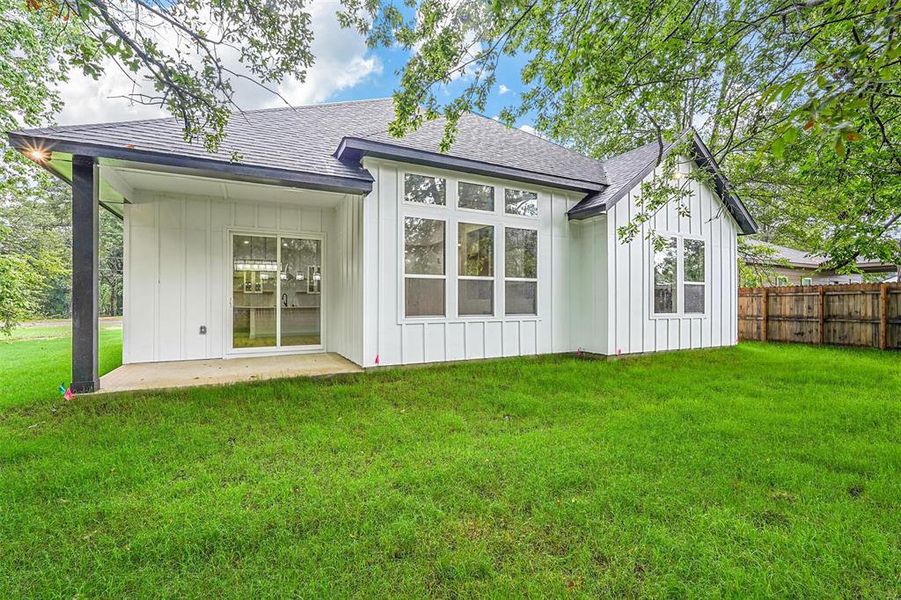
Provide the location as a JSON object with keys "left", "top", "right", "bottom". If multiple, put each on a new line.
{"left": 745, "top": 239, "right": 896, "bottom": 273}
{"left": 744, "top": 239, "right": 824, "bottom": 268}
{"left": 7, "top": 97, "right": 756, "bottom": 233}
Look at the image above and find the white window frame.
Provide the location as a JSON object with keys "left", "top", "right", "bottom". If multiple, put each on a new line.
{"left": 457, "top": 180, "right": 496, "bottom": 213}
{"left": 503, "top": 187, "right": 540, "bottom": 219}
{"left": 457, "top": 221, "right": 496, "bottom": 317}
{"left": 226, "top": 228, "right": 327, "bottom": 357}
{"left": 403, "top": 172, "right": 448, "bottom": 208}
{"left": 650, "top": 233, "right": 707, "bottom": 318}
{"left": 396, "top": 167, "right": 543, "bottom": 324}
{"left": 682, "top": 237, "right": 706, "bottom": 315}
{"left": 504, "top": 226, "right": 539, "bottom": 316}
{"left": 403, "top": 216, "right": 447, "bottom": 319}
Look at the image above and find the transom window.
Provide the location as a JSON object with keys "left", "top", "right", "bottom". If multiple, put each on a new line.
{"left": 405, "top": 174, "right": 446, "bottom": 205}
{"left": 458, "top": 223, "right": 494, "bottom": 315}
{"left": 505, "top": 188, "right": 538, "bottom": 217}
{"left": 458, "top": 181, "right": 494, "bottom": 211}
{"left": 505, "top": 228, "right": 538, "bottom": 315}
{"left": 404, "top": 217, "right": 446, "bottom": 317}
{"left": 653, "top": 236, "right": 706, "bottom": 315}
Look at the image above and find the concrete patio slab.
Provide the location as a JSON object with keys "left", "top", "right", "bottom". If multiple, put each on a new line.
{"left": 98, "top": 353, "right": 362, "bottom": 393}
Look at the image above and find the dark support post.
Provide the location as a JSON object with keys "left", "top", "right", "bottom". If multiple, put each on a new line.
{"left": 71, "top": 155, "right": 99, "bottom": 393}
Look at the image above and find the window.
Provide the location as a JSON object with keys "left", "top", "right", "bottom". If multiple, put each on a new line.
{"left": 683, "top": 239, "right": 705, "bottom": 314}
{"left": 800, "top": 277, "right": 812, "bottom": 286}
{"left": 458, "top": 182, "right": 494, "bottom": 211}
{"left": 405, "top": 174, "right": 446, "bottom": 205}
{"left": 653, "top": 237, "right": 678, "bottom": 314}
{"left": 505, "top": 188, "right": 538, "bottom": 217}
{"left": 505, "top": 228, "right": 538, "bottom": 315}
{"left": 404, "top": 217, "right": 445, "bottom": 317}
{"left": 458, "top": 223, "right": 494, "bottom": 315}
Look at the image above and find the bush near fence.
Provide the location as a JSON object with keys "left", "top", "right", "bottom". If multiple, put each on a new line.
{"left": 739, "top": 283, "right": 901, "bottom": 350}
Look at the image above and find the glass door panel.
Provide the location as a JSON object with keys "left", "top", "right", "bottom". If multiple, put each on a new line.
{"left": 232, "top": 234, "right": 278, "bottom": 348}
{"left": 279, "top": 237, "right": 322, "bottom": 347}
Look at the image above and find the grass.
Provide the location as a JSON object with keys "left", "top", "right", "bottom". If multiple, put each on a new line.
{"left": 0, "top": 321, "right": 122, "bottom": 408}
{"left": 0, "top": 326, "right": 898, "bottom": 598}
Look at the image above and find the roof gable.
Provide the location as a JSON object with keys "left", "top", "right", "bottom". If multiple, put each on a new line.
{"left": 567, "top": 129, "right": 757, "bottom": 235}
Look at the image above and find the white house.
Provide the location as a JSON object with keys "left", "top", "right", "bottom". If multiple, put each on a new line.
{"left": 8, "top": 98, "right": 757, "bottom": 392}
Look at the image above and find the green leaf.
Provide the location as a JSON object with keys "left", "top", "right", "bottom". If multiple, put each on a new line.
{"left": 772, "top": 137, "right": 785, "bottom": 159}
{"left": 834, "top": 137, "right": 845, "bottom": 157}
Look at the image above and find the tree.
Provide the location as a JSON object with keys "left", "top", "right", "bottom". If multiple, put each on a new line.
{"left": 1, "top": 0, "right": 338, "bottom": 332}
{"left": 2, "top": 0, "right": 323, "bottom": 152}
{"left": 99, "top": 211, "right": 123, "bottom": 317}
{"left": 343, "top": 0, "right": 900, "bottom": 269}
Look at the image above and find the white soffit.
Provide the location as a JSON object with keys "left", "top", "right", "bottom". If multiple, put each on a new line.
{"left": 103, "top": 165, "right": 348, "bottom": 208}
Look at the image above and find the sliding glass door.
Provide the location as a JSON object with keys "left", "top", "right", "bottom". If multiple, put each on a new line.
{"left": 231, "top": 234, "right": 322, "bottom": 350}
{"left": 232, "top": 235, "right": 278, "bottom": 348}
{"left": 279, "top": 237, "right": 322, "bottom": 347}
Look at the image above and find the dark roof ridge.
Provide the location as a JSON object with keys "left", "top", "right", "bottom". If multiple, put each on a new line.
{"left": 15, "top": 97, "right": 396, "bottom": 136}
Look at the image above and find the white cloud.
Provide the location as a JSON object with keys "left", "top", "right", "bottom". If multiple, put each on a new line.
{"left": 54, "top": 1, "right": 380, "bottom": 126}
{"left": 518, "top": 123, "right": 548, "bottom": 140}
{"left": 498, "top": 84, "right": 510, "bottom": 95}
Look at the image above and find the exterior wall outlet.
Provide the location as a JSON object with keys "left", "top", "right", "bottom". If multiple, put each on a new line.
{"left": 199, "top": 325, "right": 207, "bottom": 335}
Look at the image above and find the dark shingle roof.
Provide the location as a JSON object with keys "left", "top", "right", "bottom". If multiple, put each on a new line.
{"left": 9, "top": 98, "right": 755, "bottom": 232}
{"left": 11, "top": 98, "right": 605, "bottom": 188}
{"left": 568, "top": 130, "right": 757, "bottom": 234}
{"left": 568, "top": 139, "right": 675, "bottom": 218}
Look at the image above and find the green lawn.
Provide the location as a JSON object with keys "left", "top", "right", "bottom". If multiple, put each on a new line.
{"left": 0, "top": 321, "right": 122, "bottom": 408}
{"left": 0, "top": 326, "right": 898, "bottom": 598}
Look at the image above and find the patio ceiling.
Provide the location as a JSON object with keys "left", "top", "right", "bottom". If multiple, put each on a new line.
{"left": 99, "top": 161, "right": 351, "bottom": 210}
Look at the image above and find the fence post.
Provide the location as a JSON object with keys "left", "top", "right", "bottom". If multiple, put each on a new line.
{"left": 879, "top": 284, "right": 889, "bottom": 350}
{"left": 818, "top": 286, "right": 826, "bottom": 345}
{"left": 761, "top": 287, "right": 768, "bottom": 342}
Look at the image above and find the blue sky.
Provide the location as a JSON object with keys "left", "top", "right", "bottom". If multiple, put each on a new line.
{"left": 328, "top": 44, "right": 532, "bottom": 126}
{"left": 54, "top": 5, "right": 536, "bottom": 133}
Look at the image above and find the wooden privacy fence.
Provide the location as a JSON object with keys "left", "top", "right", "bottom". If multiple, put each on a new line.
{"left": 738, "top": 283, "right": 901, "bottom": 350}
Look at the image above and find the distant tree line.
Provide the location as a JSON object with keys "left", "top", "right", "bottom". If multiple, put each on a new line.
{"left": 0, "top": 183, "right": 122, "bottom": 333}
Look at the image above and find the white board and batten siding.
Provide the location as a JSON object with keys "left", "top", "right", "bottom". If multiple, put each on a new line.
{"left": 360, "top": 157, "right": 580, "bottom": 368}
{"left": 604, "top": 158, "right": 740, "bottom": 355}
{"left": 121, "top": 155, "right": 742, "bottom": 368}
{"left": 122, "top": 190, "right": 363, "bottom": 364}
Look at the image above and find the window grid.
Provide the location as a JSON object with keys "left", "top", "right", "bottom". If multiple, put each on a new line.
{"left": 504, "top": 227, "right": 538, "bottom": 316}
{"left": 401, "top": 172, "right": 542, "bottom": 322}
{"left": 458, "top": 222, "right": 495, "bottom": 316}
{"left": 404, "top": 216, "right": 447, "bottom": 318}
{"left": 652, "top": 235, "right": 706, "bottom": 317}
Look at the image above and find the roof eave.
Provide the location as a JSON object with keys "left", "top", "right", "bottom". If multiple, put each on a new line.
{"left": 566, "top": 131, "right": 759, "bottom": 234}
{"left": 689, "top": 131, "right": 758, "bottom": 235}
{"left": 336, "top": 137, "right": 604, "bottom": 194}
{"left": 7, "top": 132, "right": 374, "bottom": 195}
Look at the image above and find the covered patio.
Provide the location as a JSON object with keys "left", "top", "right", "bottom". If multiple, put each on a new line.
{"left": 8, "top": 130, "right": 368, "bottom": 392}
{"left": 98, "top": 352, "right": 362, "bottom": 394}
